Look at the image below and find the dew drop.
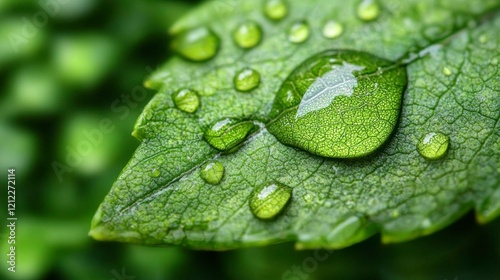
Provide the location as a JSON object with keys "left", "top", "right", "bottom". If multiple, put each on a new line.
{"left": 150, "top": 168, "right": 161, "bottom": 178}
{"left": 234, "top": 68, "right": 261, "bottom": 92}
{"left": 200, "top": 160, "right": 224, "bottom": 185}
{"left": 249, "top": 182, "right": 292, "bottom": 219}
{"left": 357, "top": 0, "right": 381, "bottom": 21}
{"left": 417, "top": 132, "right": 449, "bottom": 160}
{"left": 233, "top": 21, "right": 262, "bottom": 49}
{"left": 267, "top": 50, "right": 407, "bottom": 158}
{"left": 171, "top": 27, "right": 220, "bottom": 62}
{"left": 172, "top": 89, "right": 200, "bottom": 113}
{"left": 264, "top": 0, "right": 288, "bottom": 21}
{"left": 204, "top": 118, "right": 257, "bottom": 151}
{"left": 322, "top": 20, "right": 344, "bottom": 39}
{"left": 288, "top": 21, "right": 310, "bottom": 43}
{"left": 442, "top": 67, "right": 452, "bottom": 76}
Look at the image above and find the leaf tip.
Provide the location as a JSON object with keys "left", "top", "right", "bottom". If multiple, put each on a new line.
{"left": 89, "top": 206, "right": 106, "bottom": 240}
{"left": 88, "top": 208, "right": 143, "bottom": 243}
{"left": 88, "top": 225, "right": 107, "bottom": 241}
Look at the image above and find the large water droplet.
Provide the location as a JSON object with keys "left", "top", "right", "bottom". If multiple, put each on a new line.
{"left": 204, "top": 118, "right": 256, "bottom": 151}
{"left": 233, "top": 21, "right": 262, "bottom": 49}
{"left": 249, "top": 182, "right": 292, "bottom": 219}
{"left": 417, "top": 132, "right": 449, "bottom": 160}
{"left": 172, "top": 89, "right": 200, "bottom": 113}
{"left": 234, "top": 68, "right": 261, "bottom": 92}
{"left": 357, "top": 0, "right": 381, "bottom": 21}
{"left": 288, "top": 21, "right": 310, "bottom": 43}
{"left": 200, "top": 160, "right": 225, "bottom": 185}
{"left": 171, "top": 27, "right": 220, "bottom": 62}
{"left": 322, "top": 20, "right": 344, "bottom": 39}
{"left": 267, "top": 50, "right": 407, "bottom": 158}
{"left": 264, "top": 0, "right": 288, "bottom": 21}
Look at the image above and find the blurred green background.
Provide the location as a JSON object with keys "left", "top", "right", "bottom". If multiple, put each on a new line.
{"left": 0, "top": 0, "right": 499, "bottom": 279}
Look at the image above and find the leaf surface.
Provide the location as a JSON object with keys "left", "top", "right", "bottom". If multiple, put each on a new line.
{"left": 90, "top": 0, "right": 500, "bottom": 249}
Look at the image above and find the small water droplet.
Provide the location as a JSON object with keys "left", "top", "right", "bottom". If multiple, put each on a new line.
{"left": 234, "top": 68, "right": 261, "bottom": 92}
{"left": 171, "top": 27, "right": 220, "bottom": 62}
{"left": 204, "top": 118, "right": 257, "bottom": 151}
{"left": 442, "top": 67, "right": 452, "bottom": 76}
{"left": 200, "top": 160, "right": 224, "bottom": 185}
{"left": 150, "top": 168, "right": 161, "bottom": 178}
{"left": 357, "top": 0, "right": 381, "bottom": 21}
{"left": 264, "top": 0, "right": 288, "bottom": 20}
{"left": 172, "top": 89, "right": 200, "bottom": 113}
{"left": 417, "top": 132, "right": 450, "bottom": 160}
{"left": 233, "top": 21, "right": 262, "bottom": 49}
{"left": 249, "top": 182, "right": 292, "bottom": 219}
{"left": 267, "top": 50, "right": 407, "bottom": 158}
{"left": 322, "top": 20, "right": 344, "bottom": 39}
{"left": 288, "top": 21, "right": 310, "bottom": 43}
{"left": 479, "top": 34, "right": 488, "bottom": 44}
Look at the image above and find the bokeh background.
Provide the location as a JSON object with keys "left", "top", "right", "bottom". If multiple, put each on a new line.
{"left": 1, "top": 0, "right": 499, "bottom": 279}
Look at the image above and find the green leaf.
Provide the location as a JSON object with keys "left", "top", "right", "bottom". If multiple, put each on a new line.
{"left": 90, "top": 0, "right": 500, "bottom": 250}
